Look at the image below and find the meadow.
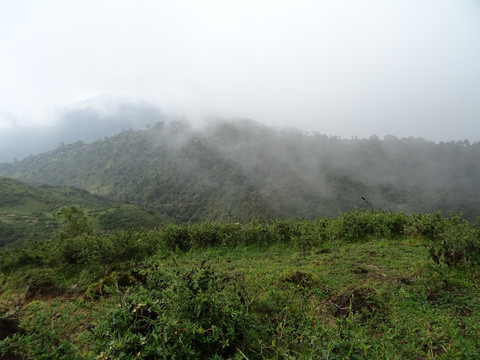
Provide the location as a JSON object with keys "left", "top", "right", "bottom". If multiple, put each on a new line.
{"left": 1, "top": 210, "right": 479, "bottom": 359}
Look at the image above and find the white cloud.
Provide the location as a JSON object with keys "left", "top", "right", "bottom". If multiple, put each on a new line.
{"left": 0, "top": 0, "right": 479, "bottom": 140}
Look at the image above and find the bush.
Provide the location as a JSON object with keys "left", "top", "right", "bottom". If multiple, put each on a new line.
{"left": 326, "top": 210, "right": 390, "bottom": 242}
{"left": 0, "top": 301, "right": 84, "bottom": 360}
{"left": 161, "top": 224, "right": 192, "bottom": 251}
{"left": 239, "top": 219, "right": 275, "bottom": 246}
{"left": 188, "top": 222, "right": 242, "bottom": 248}
{"left": 272, "top": 219, "right": 300, "bottom": 243}
{"left": 429, "top": 215, "right": 480, "bottom": 268}
{"left": 383, "top": 212, "right": 408, "bottom": 236}
{"left": 406, "top": 212, "right": 446, "bottom": 240}
{"left": 44, "top": 230, "right": 160, "bottom": 268}
{"left": 0, "top": 242, "right": 47, "bottom": 272}
{"left": 93, "top": 263, "right": 253, "bottom": 359}
{"left": 294, "top": 218, "right": 329, "bottom": 252}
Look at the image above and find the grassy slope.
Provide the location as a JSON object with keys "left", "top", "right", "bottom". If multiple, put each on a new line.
{"left": 0, "top": 177, "right": 168, "bottom": 247}
{"left": 1, "top": 216, "right": 479, "bottom": 359}
{"left": 0, "top": 176, "right": 114, "bottom": 214}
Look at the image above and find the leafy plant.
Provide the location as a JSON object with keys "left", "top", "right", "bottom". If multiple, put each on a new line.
{"left": 429, "top": 215, "right": 480, "bottom": 268}
{"left": 56, "top": 205, "right": 93, "bottom": 240}
{"left": 93, "top": 263, "right": 252, "bottom": 359}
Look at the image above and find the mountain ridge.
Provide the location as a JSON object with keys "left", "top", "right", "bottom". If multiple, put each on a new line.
{"left": 1, "top": 119, "right": 479, "bottom": 222}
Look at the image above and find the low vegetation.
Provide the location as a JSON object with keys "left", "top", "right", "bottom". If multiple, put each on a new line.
{"left": 0, "top": 177, "right": 168, "bottom": 247}
{"left": 1, "top": 210, "right": 479, "bottom": 359}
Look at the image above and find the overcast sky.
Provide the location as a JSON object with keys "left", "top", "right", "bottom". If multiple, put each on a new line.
{"left": 1, "top": 0, "right": 479, "bottom": 142}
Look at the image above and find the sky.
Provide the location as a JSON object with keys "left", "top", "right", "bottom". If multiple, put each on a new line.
{"left": 0, "top": 0, "right": 479, "bottom": 145}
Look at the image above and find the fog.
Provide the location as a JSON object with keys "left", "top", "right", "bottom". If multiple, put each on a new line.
{"left": 0, "top": 96, "right": 166, "bottom": 162}
{"left": 2, "top": 117, "right": 479, "bottom": 221}
{"left": 1, "top": 0, "right": 480, "bottom": 160}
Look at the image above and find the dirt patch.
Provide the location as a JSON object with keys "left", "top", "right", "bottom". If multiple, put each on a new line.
{"left": 331, "top": 287, "right": 379, "bottom": 318}
{"left": 279, "top": 270, "right": 319, "bottom": 289}
{"left": 394, "top": 276, "right": 413, "bottom": 286}
{"left": 353, "top": 263, "right": 388, "bottom": 280}
{"left": 2, "top": 213, "right": 37, "bottom": 221}
{"left": 25, "top": 280, "right": 64, "bottom": 301}
{"left": 0, "top": 316, "right": 23, "bottom": 340}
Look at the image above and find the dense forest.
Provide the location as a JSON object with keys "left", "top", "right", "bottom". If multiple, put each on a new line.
{"left": 1, "top": 119, "right": 479, "bottom": 222}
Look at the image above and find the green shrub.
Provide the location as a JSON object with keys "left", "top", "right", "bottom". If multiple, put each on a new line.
{"left": 188, "top": 222, "right": 238, "bottom": 248}
{"left": 294, "top": 218, "right": 329, "bottom": 252}
{"left": 93, "top": 263, "right": 253, "bottom": 359}
{"left": 406, "top": 212, "right": 446, "bottom": 240}
{"left": 161, "top": 224, "right": 192, "bottom": 251}
{"left": 383, "top": 211, "right": 408, "bottom": 236}
{"left": 0, "top": 242, "right": 47, "bottom": 272}
{"left": 429, "top": 215, "right": 480, "bottom": 268}
{"left": 43, "top": 230, "right": 159, "bottom": 269}
{"left": 239, "top": 219, "right": 274, "bottom": 246}
{"left": 327, "top": 210, "right": 388, "bottom": 242}
{"left": 272, "top": 219, "right": 300, "bottom": 243}
{"left": 56, "top": 205, "right": 93, "bottom": 240}
{"left": 0, "top": 301, "right": 84, "bottom": 360}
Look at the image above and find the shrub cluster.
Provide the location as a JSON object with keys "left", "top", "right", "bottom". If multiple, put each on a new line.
{"left": 2, "top": 210, "right": 479, "bottom": 274}
{"left": 0, "top": 230, "right": 162, "bottom": 273}
{"left": 326, "top": 210, "right": 409, "bottom": 243}
{"left": 428, "top": 215, "right": 480, "bottom": 268}
{"left": 2, "top": 210, "right": 480, "bottom": 359}
{"left": 93, "top": 263, "right": 252, "bottom": 359}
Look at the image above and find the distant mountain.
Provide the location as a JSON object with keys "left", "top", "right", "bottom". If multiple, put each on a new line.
{"left": 1, "top": 119, "right": 479, "bottom": 222}
{"left": 0, "top": 96, "right": 166, "bottom": 162}
{"left": 0, "top": 177, "right": 167, "bottom": 247}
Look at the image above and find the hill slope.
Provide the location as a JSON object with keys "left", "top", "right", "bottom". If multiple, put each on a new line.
{"left": 1, "top": 212, "right": 479, "bottom": 358}
{"left": 1, "top": 119, "right": 479, "bottom": 221}
{"left": 0, "top": 177, "right": 167, "bottom": 247}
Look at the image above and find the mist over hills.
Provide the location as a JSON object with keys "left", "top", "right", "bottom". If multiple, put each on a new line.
{"left": 0, "top": 96, "right": 166, "bottom": 162}
{"left": 1, "top": 118, "right": 479, "bottom": 222}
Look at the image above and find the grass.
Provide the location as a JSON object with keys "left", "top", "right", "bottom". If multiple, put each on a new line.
{"left": 0, "top": 177, "right": 167, "bottom": 247}
{"left": 1, "top": 212, "right": 480, "bottom": 359}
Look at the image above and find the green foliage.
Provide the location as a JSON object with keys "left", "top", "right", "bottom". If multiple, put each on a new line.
{"left": 93, "top": 263, "right": 252, "bottom": 359}
{"left": 3, "top": 120, "right": 480, "bottom": 223}
{"left": 161, "top": 224, "right": 192, "bottom": 251}
{"left": 48, "top": 230, "right": 162, "bottom": 268}
{"left": 0, "top": 177, "right": 166, "bottom": 248}
{"left": 56, "top": 206, "right": 93, "bottom": 240}
{"left": 0, "top": 240, "right": 49, "bottom": 272}
{"left": 0, "top": 301, "right": 84, "bottom": 359}
{"left": 94, "top": 204, "right": 166, "bottom": 231}
{"left": 428, "top": 214, "right": 480, "bottom": 268}
{"left": 0, "top": 230, "right": 162, "bottom": 275}
{"left": 407, "top": 212, "right": 447, "bottom": 240}
{"left": 1, "top": 211, "right": 480, "bottom": 359}
{"left": 326, "top": 210, "right": 408, "bottom": 243}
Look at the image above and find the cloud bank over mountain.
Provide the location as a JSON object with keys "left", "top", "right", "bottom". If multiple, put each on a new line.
{"left": 0, "top": 97, "right": 166, "bottom": 162}
{"left": 0, "top": 0, "right": 479, "bottom": 147}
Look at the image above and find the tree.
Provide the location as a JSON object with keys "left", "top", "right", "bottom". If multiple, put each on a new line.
{"left": 56, "top": 206, "right": 93, "bottom": 239}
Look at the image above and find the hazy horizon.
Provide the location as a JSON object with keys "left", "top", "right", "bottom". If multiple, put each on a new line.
{"left": 1, "top": 0, "right": 479, "bottom": 152}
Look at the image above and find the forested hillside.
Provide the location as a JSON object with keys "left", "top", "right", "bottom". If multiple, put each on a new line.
{"left": 0, "top": 177, "right": 167, "bottom": 247}
{"left": 1, "top": 119, "right": 479, "bottom": 222}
